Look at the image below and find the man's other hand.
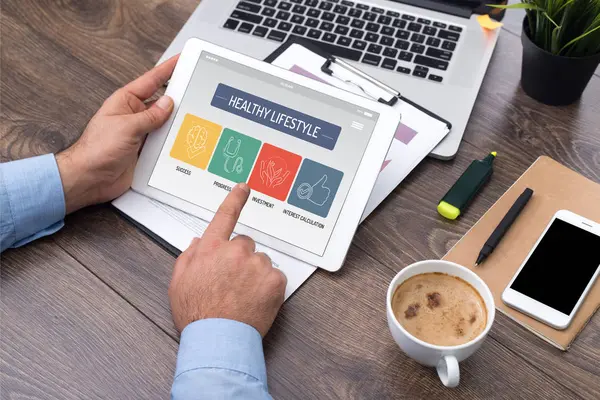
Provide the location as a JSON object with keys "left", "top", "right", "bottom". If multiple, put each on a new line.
{"left": 56, "top": 55, "right": 179, "bottom": 213}
{"left": 168, "top": 183, "right": 287, "bottom": 337}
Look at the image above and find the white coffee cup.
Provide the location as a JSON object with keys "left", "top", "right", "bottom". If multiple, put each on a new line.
{"left": 386, "top": 260, "right": 495, "bottom": 387}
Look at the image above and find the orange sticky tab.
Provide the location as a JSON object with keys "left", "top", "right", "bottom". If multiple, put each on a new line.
{"left": 476, "top": 14, "right": 503, "bottom": 30}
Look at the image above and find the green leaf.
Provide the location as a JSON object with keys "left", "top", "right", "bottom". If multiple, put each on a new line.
{"left": 551, "top": 25, "right": 561, "bottom": 54}
{"left": 499, "top": 0, "right": 600, "bottom": 57}
{"left": 555, "top": 0, "right": 575, "bottom": 15}
{"left": 544, "top": 12, "right": 560, "bottom": 29}
{"left": 559, "top": 24, "right": 600, "bottom": 55}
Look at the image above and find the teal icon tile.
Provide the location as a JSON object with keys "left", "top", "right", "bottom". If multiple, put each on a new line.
{"left": 208, "top": 128, "right": 262, "bottom": 183}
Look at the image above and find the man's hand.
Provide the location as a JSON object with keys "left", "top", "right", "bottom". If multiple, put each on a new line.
{"left": 56, "top": 55, "right": 179, "bottom": 213}
{"left": 168, "top": 183, "right": 287, "bottom": 337}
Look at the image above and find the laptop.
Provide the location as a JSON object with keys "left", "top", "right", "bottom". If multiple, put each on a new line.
{"left": 159, "top": 0, "right": 501, "bottom": 159}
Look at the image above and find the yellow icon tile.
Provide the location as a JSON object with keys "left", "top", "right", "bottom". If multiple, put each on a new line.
{"left": 170, "top": 114, "right": 222, "bottom": 169}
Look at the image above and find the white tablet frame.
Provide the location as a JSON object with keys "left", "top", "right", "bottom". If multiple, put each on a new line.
{"left": 133, "top": 38, "right": 400, "bottom": 271}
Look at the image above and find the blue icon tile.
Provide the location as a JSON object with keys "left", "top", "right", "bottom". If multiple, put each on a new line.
{"left": 287, "top": 159, "right": 343, "bottom": 218}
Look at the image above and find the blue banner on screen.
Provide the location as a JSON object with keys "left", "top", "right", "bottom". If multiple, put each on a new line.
{"left": 211, "top": 83, "right": 341, "bottom": 150}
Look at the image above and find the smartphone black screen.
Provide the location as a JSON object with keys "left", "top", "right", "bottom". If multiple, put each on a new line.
{"left": 510, "top": 219, "right": 600, "bottom": 315}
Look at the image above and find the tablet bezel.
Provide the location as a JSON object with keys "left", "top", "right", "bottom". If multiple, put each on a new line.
{"left": 133, "top": 38, "right": 400, "bottom": 271}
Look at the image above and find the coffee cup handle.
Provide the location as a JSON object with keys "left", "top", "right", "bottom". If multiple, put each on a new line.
{"left": 437, "top": 355, "right": 459, "bottom": 387}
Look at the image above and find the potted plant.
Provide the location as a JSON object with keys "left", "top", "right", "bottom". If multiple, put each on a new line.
{"left": 492, "top": 0, "right": 600, "bottom": 105}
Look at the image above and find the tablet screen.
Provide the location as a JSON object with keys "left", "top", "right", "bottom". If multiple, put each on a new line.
{"left": 148, "top": 51, "right": 380, "bottom": 256}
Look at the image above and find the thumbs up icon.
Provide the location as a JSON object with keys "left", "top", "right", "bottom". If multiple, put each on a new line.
{"left": 296, "top": 174, "right": 331, "bottom": 207}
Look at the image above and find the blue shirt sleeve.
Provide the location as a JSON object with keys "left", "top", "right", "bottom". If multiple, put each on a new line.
{"left": 172, "top": 318, "right": 272, "bottom": 400}
{"left": 1, "top": 154, "right": 66, "bottom": 252}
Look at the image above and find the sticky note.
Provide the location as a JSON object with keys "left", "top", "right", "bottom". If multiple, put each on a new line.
{"left": 477, "top": 14, "right": 503, "bottom": 31}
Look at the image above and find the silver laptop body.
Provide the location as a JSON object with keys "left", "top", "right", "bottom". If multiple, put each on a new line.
{"left": 159, "top": 0, "right": 500, "bottom": 159}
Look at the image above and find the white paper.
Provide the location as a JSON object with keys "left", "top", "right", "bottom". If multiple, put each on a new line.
{"left": 270, "top": 44, "right": 450, "bottom": 220}
{"left": 112, "top": 190, "right": 316, "bottom": 301}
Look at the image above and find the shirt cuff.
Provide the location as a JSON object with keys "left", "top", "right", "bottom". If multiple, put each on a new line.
{"left": 1, "top": 154, "right": 66, "bottom": 246}
{"left": 175, "top": 318, "right": 267, "bottom": 387}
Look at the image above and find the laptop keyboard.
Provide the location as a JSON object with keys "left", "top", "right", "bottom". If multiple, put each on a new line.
{"left": 223, "top": 0, "right": 464, "bottom": 83}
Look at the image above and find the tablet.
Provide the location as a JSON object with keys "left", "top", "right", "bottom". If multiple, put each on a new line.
{"left": 133, "top": 39, "right": 400, "bottom": 271}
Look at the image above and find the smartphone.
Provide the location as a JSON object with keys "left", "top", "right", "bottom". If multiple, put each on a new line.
{"left": 502, "top": 210, "right": 600, "bottom": 330}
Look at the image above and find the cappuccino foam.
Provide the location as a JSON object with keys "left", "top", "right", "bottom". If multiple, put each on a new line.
{"left": 392, "top": 272, "right": 487, "bottom": 346}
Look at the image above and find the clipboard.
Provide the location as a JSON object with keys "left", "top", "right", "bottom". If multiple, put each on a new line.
{"left": 264, "top": 36, "right": 451, "bottom": 130}
{"left": 265, "top": 37, "right": 451, "bottom": 219}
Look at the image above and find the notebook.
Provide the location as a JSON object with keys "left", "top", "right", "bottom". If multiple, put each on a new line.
{"left": 443, "top": 156, "right": 600, "bottom": 350}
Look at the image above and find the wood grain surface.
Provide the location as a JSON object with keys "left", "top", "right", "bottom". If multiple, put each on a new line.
{"left": 1, "top": 240, "right": 177, "bottom": 399}
{"left": 2, "top": 1, "right": 599, "bottom": 399}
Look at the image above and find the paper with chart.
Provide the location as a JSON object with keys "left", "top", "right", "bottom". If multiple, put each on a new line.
{"left": 270, "top": 43, "right": 450, "bottom": 220}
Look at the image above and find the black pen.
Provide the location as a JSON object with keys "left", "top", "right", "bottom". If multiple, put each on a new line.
{"left": 475, "top": 188, "right": 534, "bottom": 266}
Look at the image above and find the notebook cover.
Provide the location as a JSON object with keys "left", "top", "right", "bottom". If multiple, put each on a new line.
{"left": 442, "top": 156, "right": 600, "bottom": 350}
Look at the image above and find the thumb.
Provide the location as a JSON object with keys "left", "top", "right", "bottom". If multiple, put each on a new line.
{"left": 316, "top": 174, "right": 328, "bottom": 187}
{"left": 131, "top": 95, "right": 174, "bottom": 134}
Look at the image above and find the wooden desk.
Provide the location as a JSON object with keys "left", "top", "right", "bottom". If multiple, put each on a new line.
{"left": 2, "top": 1, "right": 599, "bottom": 398}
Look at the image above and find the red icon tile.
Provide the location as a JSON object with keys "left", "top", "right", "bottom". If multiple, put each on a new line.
{"left": 248, "top": 144, "right": 302, "bottom": 201}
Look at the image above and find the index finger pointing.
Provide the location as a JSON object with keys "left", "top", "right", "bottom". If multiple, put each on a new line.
{"left": 123, "top": 54, "right": 180, "bottom": 100}
{"left": 203, "top": 183, "right": 251, "bottom": 243}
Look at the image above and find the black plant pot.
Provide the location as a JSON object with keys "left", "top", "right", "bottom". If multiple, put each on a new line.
{"left": 521, "top": 18, "right": 600, "bottom": 106}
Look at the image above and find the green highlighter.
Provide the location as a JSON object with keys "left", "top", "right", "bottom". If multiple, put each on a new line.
{"left": 437, "top": 152, "right": 497, "bottom": 220}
